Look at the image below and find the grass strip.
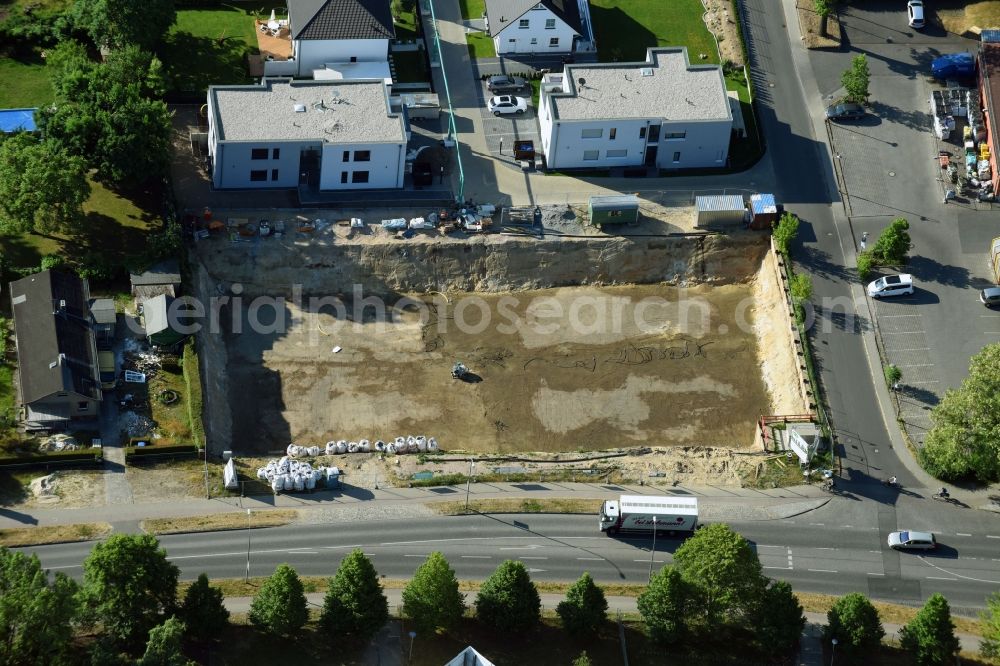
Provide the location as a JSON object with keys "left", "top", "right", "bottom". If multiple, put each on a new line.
{"left": 141, "top": 509, "right": 298, "bottom": 535}
{"left": 0, "top": 522, "right": 112, "bottom": 547}
{"left": 430, "top": 497, "right": 602, "bottom": 515}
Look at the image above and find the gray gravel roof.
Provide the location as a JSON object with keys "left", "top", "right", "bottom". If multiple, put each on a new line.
{"left": 210, "top": 79, "right": 405, "bottom": 144}
{"left": 549, "top": 48, "right": 730, "bottom": 123}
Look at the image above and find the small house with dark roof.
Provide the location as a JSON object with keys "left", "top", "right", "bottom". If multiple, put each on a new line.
{"left": 130, "top": 259, "right": 181, "bottom": 303}
{"left": 485, "top": 0, "right": 595, "bottom": 56}
{"left": 266, "top": 0, "right": 395, "bottom": 77}
{"left": 9, "top": 271, "right": 101, "bottom": 431}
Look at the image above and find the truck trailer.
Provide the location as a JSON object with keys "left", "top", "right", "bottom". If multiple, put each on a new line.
{"left": 599, "top": 495, "right": 699, "bottom": 536}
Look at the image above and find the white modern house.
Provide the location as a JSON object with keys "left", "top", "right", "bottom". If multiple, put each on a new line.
{"left": 263, "top": 0, "right": 395, "bottom": 77}
{"left": 538, "top": 48, "right": 732, "bottom": 170}
{"left": 206, "top": 79, "right": 408, "bottom": 190}
{"left": 484, "top": 0, "right": 595, "bottom": 56}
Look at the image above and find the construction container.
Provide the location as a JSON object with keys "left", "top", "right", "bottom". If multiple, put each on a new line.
{"left": 695, "top": 195, "right": 746, "bottom": 228}
{"left": 588, "top": 194, "right": 639, "bottom": 226}
{"left": 748, "top": 193, "right": 779, "bottom": 230}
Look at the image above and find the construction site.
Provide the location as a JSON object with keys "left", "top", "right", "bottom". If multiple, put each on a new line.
{"left": 191, "top": 204, "right": 810, "bottom": 468}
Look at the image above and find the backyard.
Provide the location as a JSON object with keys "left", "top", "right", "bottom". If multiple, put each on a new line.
{"left": 591, "top": 0, "right": 719, "bottom": 64}
{"left": 0, "top": 54, "right": 53, "bottom": 108}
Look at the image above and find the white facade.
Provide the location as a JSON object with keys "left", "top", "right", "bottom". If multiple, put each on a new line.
{"left": 538, "top": 48, "right": 732, "bottom": 170}
{"left": 492, "top": 6, "right": 578, "bottom": 55}
{"left": 207, "top": 79, "right": 407, "bottom": 191}
{"left": 294, "top": 37, "right": 389, "bottom": 74}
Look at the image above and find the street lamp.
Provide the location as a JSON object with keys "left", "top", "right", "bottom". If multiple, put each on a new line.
{"left": 830, "top": 637, "right": 838, "bottom": 666}
{"left": 245, "top": 509, "right": 252, "bottom": 582}
{"left": 408, "top": 631, "right": 416, "bottom": 663}
{"left": 464, "top": 459, "right": 475, "bottom": 511}
{"left": 647, "top": 516, "right": 658, "bottom": 581}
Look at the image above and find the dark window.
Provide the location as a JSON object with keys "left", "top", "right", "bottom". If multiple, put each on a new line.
{"left": 272, "top": 148, "right": 280, "bottom": 159}
{"left": 545, "top": 18, "right": 556, "bottom": 29}
{"left": 78, "top": 401, "right": 89, "bottom": 411}
{"left": 519, "top": 18, "right": 529, "bottom": 28}
{"left": 549, "top": 37, "right": 559, "bottom": 47}
{"left": 354, "top": 150, "right": 371, "bottom": 162}
{"left": 352, "top": 171, "right": 370, "bottom": 183}
{"left": 672, "top": 151, "right": 681, "bottom": 163}
{"left": 639, "top": 127, "right": 647, "bottom": 139}
{"left": 664, "top": 131, "right": 686, "bottom": 140}
{"left": 648, "top": 125, "right": 661, "bottom": 141}
{"left": 609, "top": 127, "right": 616, "bottom": 140}
{"left": 343, "top": 150, "right": 350, "bottom": 161}
{"left": 250, "top": 170, "right": 268, "bottom": 182}
{"left": 271, "top": 169, "right": 279, "bottom": 181}
{"left": 251, "top": 148, "right": 268, "bottom": 160}
{"left": 341, "top": 172, "right": 348, "bottom": 184}
{"left": 350, "top": 56, "right": 357, "bottom": 62}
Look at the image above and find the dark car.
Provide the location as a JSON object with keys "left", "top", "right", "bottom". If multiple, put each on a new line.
{"left": 825, "top": 102, "right": 866, "bottom": 121}
{"left": 487, "top": 75, "right": 527, "bottom": 93}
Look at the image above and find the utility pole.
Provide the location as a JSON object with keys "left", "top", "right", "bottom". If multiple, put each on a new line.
{"left": 647, "top": 516, "right": 658, "bottom": 581}
{"left": 245, "top": 509, "right": 252, "bottom": 582}
{"left": 464, "top": 459, "right": 475, "bottom": 511}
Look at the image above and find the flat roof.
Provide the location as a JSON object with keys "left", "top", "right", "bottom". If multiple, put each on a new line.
{"left": 547, "top": 48, "right": 730, "bottom": 123}
{"left": 210, "top": 79, "right": 405, "bottom": 144}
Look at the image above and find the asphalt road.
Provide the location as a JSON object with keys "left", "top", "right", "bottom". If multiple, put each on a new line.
{"left": 22, "top": 502, "right": 1000, "bottom": 613}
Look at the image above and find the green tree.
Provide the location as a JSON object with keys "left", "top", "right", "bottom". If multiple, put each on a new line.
{"left": 71, "top": 0, "right": 176, "bottom": 51}
{"left": 885, "top": 364, "right": 902, "bottom": 388}
{"left": 857, "top": 249, "right": 874, "bottom": 281}
{"left": 80, "top": 534, "right": 179, "bottom": 647}
{"left": 0, "top": 548, "right": 79, "bottom": 665}
{"left": 402, "top": 552, "right": 465, "bottom": 634}
{"left": 824, "top": 592, "right": 884, "bottom": 658}
{"left": 872, "top": 217, "right": 911, "bottom": 264}
{"left": 921, "top": 343, "right": 1000, "bottom": 482}
{"left": 842, "top": 54, "right": 871, "bottom": 104}
{"left": 790, "top": 273, "right": 813, "bottom": 324}
{"left": 178, "top": 574, "right": 229, "bottom": 644}
{"left": 814, "top": 0, "right": 832, "bottom": 36}
{"left": 899, "top": 593, "right": 959, "bottom": 666}
{"left": 754, "top": 581, "right": 805, "bottom": 660}
{"left": 137, "top": 617, "right": 191, "bottom": 666}
{"left": 637, "top": 565, "right": 689, "bottom": 644}
{"left": 475, "top": 560, "right": 541, "bottom": 632}
{"left": 0, "top": 133, "right": 91, "bottom": 235}
{"left": 982, "top": 591, "right": 1000, "bottom": 660}
{"left": 772, "top": 212, "right": 799, "bottom": 255}
{"left": 572, "top": 652, "right": 593, "bottom": 666}
{"left": 249, "top": 564, "right": 308, "bottom": 636}
{"left": 673, "top": 523, "right": 766, "bottom": 628}
{"left": 557, "top": 572, "right": 608, "bottom": 635}
{"left": 320, "top": 549, "right": 388, "bottom": 641}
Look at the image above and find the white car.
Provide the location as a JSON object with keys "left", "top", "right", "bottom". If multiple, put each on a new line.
{"left": 867, "top": 274, "right": 914, "bottom": 298}
{"left": 907, "top": 0, "right": 925, "bottom": 29}
{"left": 888, "top": 530, "right": 936, "bottom": 550}
{"left": 488, "top": 95, "right": 527, "bottom": 116}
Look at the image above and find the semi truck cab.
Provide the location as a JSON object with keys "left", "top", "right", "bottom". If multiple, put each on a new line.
{"left": 599, "top": 499, "right": 620, "bottom": 532}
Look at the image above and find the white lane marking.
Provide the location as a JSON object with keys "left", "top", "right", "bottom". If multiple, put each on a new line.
{"left": 906, "top": 380, "right": 940, "bottom": 385}
{"left": 45, "top": 564, "right": 82, "bottom": 570}
{"left": 809, "top": 523, "right": 825, "bottom": 526}
{"left": 634, "top": 559, "right": 665, "bottom": 563}
{"left": 403, "top": 554, "right": 426, "bottom": 558}
{"left": 892, "top": 347, "right": 930, "bottom": 352}
{"left": 577, "top": 557, "right": 603, "bottom": 561}
{"left": 898, "top": 363, "right": 934, "bottom": 368}
{"left": 519, "top": 556, "right": 547, "bottom": 560}
{"left": 808, "top": 569, "right": 837, "bottom": 573}
{"left": 918, "top": 557, "right": 1000, "bottom": 584}
{"left": 814, "top": 547, "right": 836, "bottom": 551}
{"left": 756, "top": 544, "right": 785, "bottom": 548}
{"left": 764, "top": 566, "right": 792, "bottom": 570}
{"left": 955, "top": 533, "right": 972, "bottom": 537}
{"left": 927, "top": 576, "right": 957, "bottom": 581}
{"left": 880, "top": 314, "right": 920, "bottom": 318}
{"left": 867, "top": 573, "right": 885, "bottom": 576}
{"left": 987, "top": 535, "right": 1000, "bottom": 539}
{"left": 460, "top": 555, "right": 491, "bottom": 559}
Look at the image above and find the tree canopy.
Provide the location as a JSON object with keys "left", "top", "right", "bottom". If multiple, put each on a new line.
{"left": 753, "top": 581, "right": 805, "bottom": 659}
{"left": 70, "top": 0, "right": 176, "bottom": 51}
{"left": 137, "top": 617, "right": 191, "bottom": 666}
{"left": 637, "top": 565, "right": 689, "bottom": 644}
{"left": 900, "top": 593, "right": 960, "bottom": 666}
{"left": 179, "top": 574, "right": 229, "bottom": 644}
{"left": 249, "top": 564, "right": 308, "bottom": 637}
{"left": 80, "top": 534, "right": 179, "bottom": 648}
{"left": 872, "top": 217, "right": 911, "bottom": 264}
{"left": 401, "top": 552, "right": 465, "bottom": 634}
{"left": 842, "top": 54, "right": 871, "bottom": 104}
{"left": 922, "top": 343, "right": 1000, "bottom": 482}
{"left": 320, "top": 550, "right": 389, "bottom": 641}
{"left": 982, "top": 592, "right": 1000, "bottom": 660}
{"left": 475, "top": 560, "right": 541, "bottom": 632}
{"left": 824, "top": 592, "right": 884, "bottom": 658}
{"left": 0, "top": 548, "right": 79, "bottom": 665}
{"left": 557, "top": 572, "right": 608, "bottom": 635}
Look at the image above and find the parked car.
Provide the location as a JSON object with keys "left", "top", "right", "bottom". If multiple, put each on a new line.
{"left": 931, "top": 52, "right": 975, "bottom": 80}
{"left": 825, "top": 102, "right": 866, "bottom": 121}
{"left": 888, "top": 530, "right": 936, "bottom": 550}
{"left": 907, "top": 0, "right": 925, "bottom": 28}
{"left": 867, "top": 274, "right": 914, "bottom": 298}
{"left": 487, "top": 75, "right": 528, "bottom": 93}
{"left": 981, "top": 287, "right": 1000, "bottom": 307}
{"left": 488, "top": 95, "right": 527, "bottom": 116}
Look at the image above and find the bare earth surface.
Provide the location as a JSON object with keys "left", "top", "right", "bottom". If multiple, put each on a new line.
{"left": 702, "top": 0, "right": 746, "bottom": 66}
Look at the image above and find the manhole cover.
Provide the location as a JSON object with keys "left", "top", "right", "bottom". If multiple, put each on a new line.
{"left": 888, "top": 171, "right": 896, "bottom": 177}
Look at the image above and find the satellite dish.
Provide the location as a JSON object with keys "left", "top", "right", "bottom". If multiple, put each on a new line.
{"left": 578, "top": 77, "right": 586, "bottom": 86}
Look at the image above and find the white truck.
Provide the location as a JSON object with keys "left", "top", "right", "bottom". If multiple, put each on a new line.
{"left": 599, "top": 495, "right": 699, "bottom": 536}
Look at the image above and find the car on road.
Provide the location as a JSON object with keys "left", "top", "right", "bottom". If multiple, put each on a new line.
{"left": 488, "top": 95, "right": 527, "bottom": 116}
{"left": 487, "top": 75, "right": 528, "bottom": 94}
{"left": 981, "top": 287, "right": 1000, "bottom": 307}
{"left": 825, "top": 102, "right": 866, "bottom": 121}
{"left": 888, "top": 530, "right": 937, "bottom": 550}
{"left": 907, "top": 0, "right": 925, "bottom": 28}
{"left": 867, "top": 274, "right": 915, "bottom": 298}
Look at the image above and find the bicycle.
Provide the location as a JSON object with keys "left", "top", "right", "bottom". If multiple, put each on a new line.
{"left": 931, "top": 492, "right": 951, "bottom": 502}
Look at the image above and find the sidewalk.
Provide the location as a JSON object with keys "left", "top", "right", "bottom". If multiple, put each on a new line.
{"left": 223, "top": 589, "right": 981, "bottom": 662}
{"left": 0, "top": 481, "right": 830, "bottom": 529}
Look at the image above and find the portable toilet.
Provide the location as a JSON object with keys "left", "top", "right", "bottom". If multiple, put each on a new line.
{"left": 695, "top": 195, "right": 746, "bottom": 228}
{"left": 748, "top": 193, "right": 779, "bottom": 230}
{"left": 588, "top": 194, "right": 639, "bottom": 226}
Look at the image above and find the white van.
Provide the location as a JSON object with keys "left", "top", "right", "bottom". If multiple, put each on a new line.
{"left": 888, "top": 530, "right": 936, "bottom": 550}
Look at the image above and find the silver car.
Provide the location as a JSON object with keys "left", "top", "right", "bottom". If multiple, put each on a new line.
{"left": 888, "top": 530, "right": 936, "bottom": 550}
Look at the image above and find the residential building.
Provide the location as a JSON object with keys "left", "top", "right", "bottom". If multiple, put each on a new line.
{"left": 207, "top": 79, "right": 408, "bottom": 190}
{"left": 485, "top": 0, "right": 594, "bottom": 55}
{"left": 262, "top": 0, "right": 395, "bottom": 77}
{"left": 130, "top": 259, "right": 181, "bottom": 302}
{"left": 538, "top": 47, "right": 732, "bottom": 170}
{"left": 9, "top": 271, "right": 101, "bottom": 431}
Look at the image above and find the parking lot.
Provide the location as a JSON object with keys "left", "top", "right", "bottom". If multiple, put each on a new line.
{"left": 812, "top": 2, "right": 1000, "bottom": 446}
{"left": 472, "top": 70, "right": 542, "bottom": 162}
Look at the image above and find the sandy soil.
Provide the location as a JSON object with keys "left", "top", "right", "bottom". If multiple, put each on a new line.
{"left": 936, "top": 2, "right": 1000, "bottom": 36}
{"left": 126, "top": 461, "right": 209, "bottom": 503}
{"left": 224, "top": 283, "right": 773, "bottom": 454}
{"left": 17, "top": 470, "right": 106, "bottom": 509}
{"left": 703, "top": 0, "right": 746, "bottom": 66}
{"left": 796, "top": 0, "right": 842, "bottom": 49}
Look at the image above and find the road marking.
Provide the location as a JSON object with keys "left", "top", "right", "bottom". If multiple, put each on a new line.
{"left": 460, "top": 555, "right": 491, "bottom": 559}
{"left": 892, "top": 347, "right": 930, "bottom": 352}
{"left": 756, "top": 544, "right": 785, "bottom": 549}
{"left": 880, "top": 314, "right": 920, "bottom": 318}
{"left": 897, "top": 363, "right": 934, "bottom": 368}
{"left": 955, "top": 533, "right": 972, "bottom": 537}
{"left": 813, "top": 547, "right": 836, "bottom": 551}
{"left": 286, "top": 550, "right": 318, "bottom": 554}
{"left": 926, "top": 576, "right": 957, "bottom": 581}
{"left": 918, "top": 557, "right": 1000, "bottom": 584}
{"left": 808, "top": 569, "right": 837, "bottom": 573}
{"left": 882, "top": 331, "right": 922, "bottom": 335}
{"left": 44, "top": 564, "right": 81, "bottom": 570}
{"left": 809, "top": 523, "right": 825, "bottom": 526}
{"left": 987, "top": 535, "right": 1000, "bottom": 539}
{"left": 634, "top": 559, "right": 665, "bottom": 563}
{"left": 870, "top": 551, "right": 882, "bottom": 554}
{"left": 764, "top": 566, "right": 792, "bottom": 570}
{"left": 906, "top": 380, "right": 940, "bottom": 384}
{"left": 403, "top": 554, "right": 426, "bottom": 558}
{"left": 867, "top": 573, "right": 885, "bottom": 576}
{"left": 578, "top": 557, "right": 604, "bottom": 561}
{"left": 519, "top": 556, "right": 547, "bottom": 560}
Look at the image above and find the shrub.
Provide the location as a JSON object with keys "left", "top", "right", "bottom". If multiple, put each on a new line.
{"left": 857, "top": 250, "right": 874, "bottom": 281}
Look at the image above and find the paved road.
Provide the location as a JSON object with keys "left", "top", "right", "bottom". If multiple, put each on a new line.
{"left": 21, "top": 503, "right": 1000, "bottom": 613}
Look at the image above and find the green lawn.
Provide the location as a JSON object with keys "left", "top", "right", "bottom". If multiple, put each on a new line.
{"left": 590, "top": 0, "right": 719, "bottom": 64}
{"left": 0, "top": 54, "right": 53, "bottom": 108}
{"left": 458, "top": 0, "right": 485, "bottom": 20}
{"left": 466, "top": 30, "right": 495, "bottom": 59}
{"left": 725, "top": 70, "right": 763, "bottom": 170}
{"left": 393, "top": 5, "right": 422, "bottom": 41}
{"left": 159, "top": 2, "right": 261, "bottom": 95}
{"left": 392, "top": 49, "right": 429, "bottom": 83}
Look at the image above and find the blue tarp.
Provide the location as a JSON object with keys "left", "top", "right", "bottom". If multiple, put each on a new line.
{"left": 0, "top": 108, "right": 37, "bottom": 133}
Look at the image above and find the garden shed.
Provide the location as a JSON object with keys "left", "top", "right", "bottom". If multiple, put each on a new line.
{"left": 695, "top": 194, "right": 746, "bottom": 228}
{"left": 588, "top": 194, "right": 639, "bottom": 226}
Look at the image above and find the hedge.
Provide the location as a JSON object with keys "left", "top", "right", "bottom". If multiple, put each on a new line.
{"left": 125, "top": 444, "right": 199, "bottom": 462}
{"left": 0, "top": 450, "right": 103, "bottom": 468}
